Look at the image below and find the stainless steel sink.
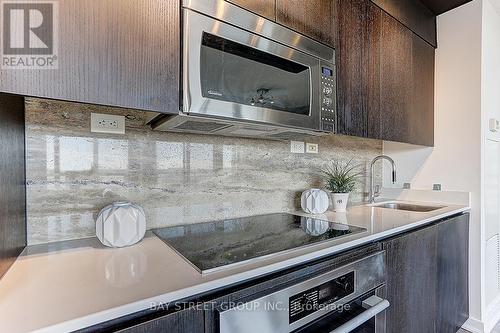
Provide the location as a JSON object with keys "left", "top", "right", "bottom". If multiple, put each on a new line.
{"left": 373, "top": 202, "right": 444, "bottom": 212}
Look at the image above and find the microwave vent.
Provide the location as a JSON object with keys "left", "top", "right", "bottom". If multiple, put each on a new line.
{"left": 230, "top": 128, "right": 276, "bottom": 136}
{"left": 269, "top": 131, "right": 311, "bottom": 141}
{"left": 150, "top": 114, "right": 328, "bottom": 140}
{"left": 240, "top": 126, "right": 275, "bottom": 132}
{"left": 173, "top": 121, "right": 229, "bottom": 132}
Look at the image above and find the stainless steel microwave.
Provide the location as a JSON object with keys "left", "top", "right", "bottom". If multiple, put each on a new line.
{"left": 149, "top": 0, "right": 337, "bottom": 140}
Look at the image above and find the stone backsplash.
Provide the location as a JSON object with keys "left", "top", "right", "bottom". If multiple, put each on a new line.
{"left": 25, "top": 98, "right": 383, "bottom": 244}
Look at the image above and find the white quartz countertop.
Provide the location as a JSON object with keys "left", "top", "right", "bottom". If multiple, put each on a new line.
{"left": 0, "top": 199, "right": 470, "bottom": 333}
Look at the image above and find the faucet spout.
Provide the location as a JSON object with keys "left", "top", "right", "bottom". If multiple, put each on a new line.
{"left": 369, "top": 155, "right": 397, "bottom": 204}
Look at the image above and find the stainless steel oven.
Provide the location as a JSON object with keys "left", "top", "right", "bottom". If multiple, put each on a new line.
{"left": 219, "top": 251, "right": 388, "bottom": 333}
{"left": 150, "top": 0, "right": 337, "bottom": 139}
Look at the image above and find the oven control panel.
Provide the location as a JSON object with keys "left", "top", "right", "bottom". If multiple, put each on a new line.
{"left": 289, "top": 271, "right": 354, "bottom": 324}
{"left": 320, "top": 62, "right": 336, "bottom": 133}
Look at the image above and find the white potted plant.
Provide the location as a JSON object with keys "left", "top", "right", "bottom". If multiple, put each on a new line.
{"left": 322, "top": 159, "right": 363, "bottom": 212}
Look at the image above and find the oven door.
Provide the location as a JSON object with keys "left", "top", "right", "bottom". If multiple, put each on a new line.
{"left": 294, "top": 287, "right": 388, "bottom": 333}
{"left": 183, "top": 8, "right": 321, "bottom": 131}
{"left": 218, "top": 252, "right": 386, "bottom": 333}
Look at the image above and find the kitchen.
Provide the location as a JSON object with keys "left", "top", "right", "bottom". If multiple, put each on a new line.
{"left": 0, "top": 0, "right": 496, "bottom": 332}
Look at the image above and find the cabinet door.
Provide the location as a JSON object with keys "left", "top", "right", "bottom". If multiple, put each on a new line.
{"left": 227, "top": 0, "right": 276, "bottom": 20}
{"left": 116, "top": 308, "right": 204, "bottom": 333}
{"left": 276, "top": 0, "right": 337, "bottom": 46}
{"left": 379, "top": 11, "right": 413, "bottom": 143}
{"left": 336, "top": 0, "right": 381, "bottom": 138}
{"left": 436, "top": 214, "right": 469, "bottom": 333}
{"left": 0, "top": 94, "right": 26, "bottom": 279}
{"left": 336, "top": 0, "right": 368, "bottom": 137}
{"left": 365, "top": 3, "right": 383, "bottom": 140}
{"left": 370, "top": 0, "right": 437, "bottom": 47}
{"left": 0, "top": 0, "right": 180, "bottom": 113}
{"left": 382, "top": 224, "right": 438, "bottom": 333}
{"left": 409, "top": 33, "right": 435, "bottom": 146}
{"left": 336, "top": 1, "right": 435, "bottom": 145}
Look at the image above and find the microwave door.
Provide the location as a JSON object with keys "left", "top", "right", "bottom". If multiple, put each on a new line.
{"left": 183, "top": 9, "right": 321, "bottom": 131}
{"left": 200, "top": 32, "right": 311, "bottom": 116}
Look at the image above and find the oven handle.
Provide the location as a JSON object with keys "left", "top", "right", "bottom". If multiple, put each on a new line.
{"left": 329, "top": 296, "right": 390, "bottom": 333}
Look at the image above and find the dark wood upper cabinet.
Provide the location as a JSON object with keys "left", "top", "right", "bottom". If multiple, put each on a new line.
{"left": 378, "top": 11, "right": 413, "bottom": 144}
{"left": 371, "top": 0, "right": 437, "bottom": 47}
{"left": 378, "top": 12, "right": 435, "bottom": 146}
{"left": 336, "top": 0, "right": 367, "bottom": 137}
{"left": 365, "top": 3, "right": 383, "bottom": 140}
{"left": 276, "top": 0, "right": 337, "bottom": 47}
{"left": 0, "top": 0, "right": 180, "bottom": 113}
{"left": 409, "top": 33, "right": 435, "bottom": 146}
{"left": 336, "top": 0, "right": 435, "bottom": 146}
{"left": 227, "top": 0, "right": 276, "bottom": 20}
{"left": 0, "top": 0, "right": 435, "bottom": 146}
{"left": 336, "top": 0, "right": 382, "bottom": 138}
{"left": 420, "top": 0, "right": 472, "bottom": 15}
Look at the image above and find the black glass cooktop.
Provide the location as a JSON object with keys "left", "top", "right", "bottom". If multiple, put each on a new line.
{"left": 153, "top": 213, "right": 366, "bottom": 273}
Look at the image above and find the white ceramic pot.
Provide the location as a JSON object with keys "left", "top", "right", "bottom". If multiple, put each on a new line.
{"left": 300, "top": 189, "right": 330, "bottom": 214}
{"left": 331, "top": 193, "right": 350, "bottom": 212}
{"left": 96, "top": 202, "right": 146, "bottom": 248}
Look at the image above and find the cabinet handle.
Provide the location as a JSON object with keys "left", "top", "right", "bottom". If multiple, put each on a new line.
{"left": 329, "top": 296, "right": 390, "bottom": 333}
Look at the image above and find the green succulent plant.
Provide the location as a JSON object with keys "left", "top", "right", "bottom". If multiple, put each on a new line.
{"left": 322, "top": 159, "right": 364, "bottom": 193}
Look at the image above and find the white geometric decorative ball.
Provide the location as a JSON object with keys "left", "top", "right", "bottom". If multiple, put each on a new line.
{"left": 96, "top": 202, "right": 146, "bottom": 248}
{"left": 301, "top": 189, "right": 330, "bottom": 214}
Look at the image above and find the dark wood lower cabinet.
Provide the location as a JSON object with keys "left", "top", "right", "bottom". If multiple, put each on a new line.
{"left": 383, "top": 221, "right": 438, "bottom": 333}
{"left": 383, "top": 213, "right": 469, "bottom": 333}
{"left": 115, "top": 307, "right": 204, "bottom": 333}
{"left": 437, "top": 214, "right": 469, "bottom": 333}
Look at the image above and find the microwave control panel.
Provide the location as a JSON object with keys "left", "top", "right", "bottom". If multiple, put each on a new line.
{"left": 289, "top": 271, "right": 355, "bottom": 324}
{"left": 320, "top": 62, "right": 336, "bottom": 133}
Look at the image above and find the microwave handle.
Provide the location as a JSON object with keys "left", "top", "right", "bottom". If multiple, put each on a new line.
{"left": 329, "top": 296, "right": 390, "bottom": 333}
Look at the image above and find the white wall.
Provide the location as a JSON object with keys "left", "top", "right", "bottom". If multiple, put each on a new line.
{"left": 482, "top": 0, "right": 500, "bottom": 149}
{"left": 481, "top": 0, "right": 500, "bottom": 328}
{"left": 383, "top": 0, "right": 484, "bottom": 325}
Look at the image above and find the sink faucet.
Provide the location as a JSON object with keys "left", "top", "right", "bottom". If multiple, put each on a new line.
{"left": 369, "top": 155, "right": 397, "bottom": 203}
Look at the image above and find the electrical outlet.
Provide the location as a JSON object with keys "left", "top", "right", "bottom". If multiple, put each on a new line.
{"left": 306, "top": 143, "right": 319, "bottom": 154}
{"left": 290, "top": 141, "right": 305, "bottom": 153}
{"left": 91, "top": 113, "right": 125, "bottom": 134}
